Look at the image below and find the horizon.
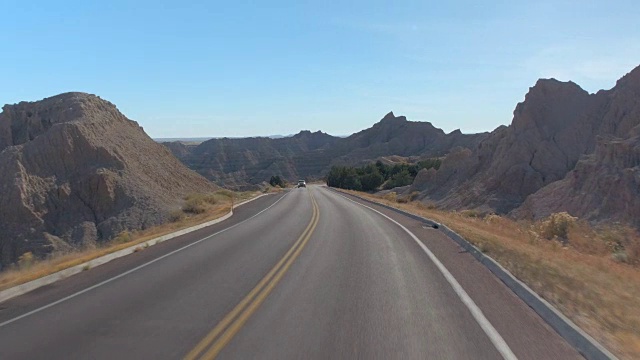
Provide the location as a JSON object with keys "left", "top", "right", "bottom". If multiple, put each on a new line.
{"left": 2, "top": 1, "right": 639, "bottom": 138}
{"left": 150, "top": 111, "right": 479, "bottom": 140}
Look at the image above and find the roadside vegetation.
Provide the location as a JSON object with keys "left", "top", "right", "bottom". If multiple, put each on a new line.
{"left": 337, "top": 188, "right": 640, "bottom": 359}
{"left": 0, "top": 189, "right": 258, "bottom": 292}
{"left": 269, "top": 175, "right": 286, "bottom": 188}
{"left": 326, "top": 159, "right": 441, "bottom": 191}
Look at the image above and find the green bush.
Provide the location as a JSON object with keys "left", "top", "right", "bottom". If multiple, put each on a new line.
{"left": 327, "top": 158, "right": 441, "bottom": 192}
{"left": 383, "top": 169, "right": 412, "bottom": 189}
{"left": 269, "top": 175, "right": 285, "bottom": 188}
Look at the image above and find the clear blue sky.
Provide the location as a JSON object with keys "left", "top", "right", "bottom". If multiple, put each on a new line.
{"left": 2, "top": 1, "right": 639, "bottom": 138}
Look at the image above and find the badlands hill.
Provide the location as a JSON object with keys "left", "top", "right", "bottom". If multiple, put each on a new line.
{"left": 165, "top": 112, "right": 487, "bottom": 188}
{"left": 0, "top": 93, "right": 216, "bottom": 268}
{"left": 412, "top": 65, "right": 640, "bottom": 227}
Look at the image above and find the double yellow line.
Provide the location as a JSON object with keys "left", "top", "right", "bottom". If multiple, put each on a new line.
{"left": 184, "top": 189, "right": 320, "bottom": 360}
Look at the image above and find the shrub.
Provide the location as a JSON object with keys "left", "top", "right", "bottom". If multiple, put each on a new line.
{"left": 360, "top": 170, "right": 384, "bottom": 191}
{"left": 326, "top": 166, "right": 362, "bottom": 190}
{"left": 183, "top": 193, "right": 217, "bottom": 214}
{"left": 328, "top": 158, "right": 440, "bottom": 192}
{"left": 169, "top": 210, "right": 185, "bottom": 223}
{"left": 114, "top": 231, "right": 132, "bottom": 243}
{"left": 183, "top": 198, "right": 206, "bottom": 214}
{"left": 538, "top": 212, "right": 577, "bottom": 241}
{"left": 269, "top": 175, "right": 285, "bottom": 188}
{"left": 382, "top": 192, "right": 397, "bottom": 202}
{"left": 203, "top": 194, "right": 218, "bottom": 205}
{"left": 215, "top": 189, "right": 234, "bottom": 198}
{"left": 18, "top": 252, "right": 34, "bottom": 269}
{"left": 461, "top": 209, "right": 481, "bottom": 218}
{"left": 594, "top": 224, "right": 640, "bottom": 265}
{"left": 612, "top": 250, "right": 629, "bottom": 264}
{"left": 383, "top": 169, "right": 412, "bottom": 189}
{"left": 484, "top": 213, "right": 501, "bottom": 223}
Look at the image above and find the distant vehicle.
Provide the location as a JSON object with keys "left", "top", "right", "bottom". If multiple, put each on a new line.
{"left": 297, "top": 180, "right": 306, "bottom": 188}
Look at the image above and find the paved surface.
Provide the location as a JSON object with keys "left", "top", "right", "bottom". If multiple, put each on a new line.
{"left": 0, "top": 185, "right": 581, "bottom": 359}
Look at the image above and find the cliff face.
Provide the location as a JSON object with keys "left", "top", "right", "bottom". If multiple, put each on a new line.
{"left": 416, "top": 65, "right": 640, "bottom": 225}
{"left": 340, "top": 112, "right": 485, "bottom": 161}
{"left": 0, "top": 93, "right": 217, "bottom": 268}
{"left": 511, "top": 67, "right": 640, "bottom": 225}
{"left": 513, "top": 131, "right": 640, "bottom": 226}
{"left": 166, "top": 112, "right": 487, "bottom": 187}
{"left": 169, "top": 130, "right": 339, "bottom": 189}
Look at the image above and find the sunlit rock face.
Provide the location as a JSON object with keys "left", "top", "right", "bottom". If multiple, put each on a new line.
{"left": 415, "top": 64, "right": 640, "bottom": 228}
{"left": 0, "top": 92, "right": 216, "bottom": 268}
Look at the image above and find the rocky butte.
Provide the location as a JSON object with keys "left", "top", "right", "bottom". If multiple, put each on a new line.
{"left": 165, "top": 112, "right": 487, "bottom": 189}
{"left": 411, "top": 64, "right": 640, "bottom": 227}
{"left": 0, "top": 92, "right": 217, "bottom": 268}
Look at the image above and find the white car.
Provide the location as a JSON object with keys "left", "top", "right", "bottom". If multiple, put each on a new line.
{"left": 297, "top": 180, "right": 306, "bottom": 188}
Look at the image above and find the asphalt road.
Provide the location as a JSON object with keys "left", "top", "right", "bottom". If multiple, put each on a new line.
{"left": 0, "top": 185, "right": 581, "bottom": 359}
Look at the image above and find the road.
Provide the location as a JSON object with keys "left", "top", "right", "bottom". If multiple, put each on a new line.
{"left": 0, "top": 185, "right": 581, "bottom": 359}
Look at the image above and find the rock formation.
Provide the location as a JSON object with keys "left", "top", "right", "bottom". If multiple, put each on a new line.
{"left": 0, "top": 92, "right": 217, "bottom": 268}
{"left": 513, "top": 130, "right": 640, "bottom": 226}
{"left": 165, "top": 112, "right": 487, "bottom": 188}
{"left": 416, "top": 64, "right": 640, "bottom": 226}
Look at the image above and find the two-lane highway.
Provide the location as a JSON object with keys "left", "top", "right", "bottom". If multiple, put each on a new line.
{"left": 0, "top": 185, "right": 581, "bottom": 359}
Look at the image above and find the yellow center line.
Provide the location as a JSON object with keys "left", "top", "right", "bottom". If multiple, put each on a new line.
{"left": 184, "top": 189, "right": 320, "bottom": 360}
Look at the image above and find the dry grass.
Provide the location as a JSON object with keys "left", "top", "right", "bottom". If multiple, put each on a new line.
{"left": 0, "top": 190, "right": 260, "bottom": 293}
{"left": 264, "top": 185, "right": 285, "bottom": 193}
{"left": 338, "top": 189, "right": 640, "bottom": 359}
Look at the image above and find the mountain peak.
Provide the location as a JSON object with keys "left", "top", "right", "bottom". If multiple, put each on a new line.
{"left": 7, "top": 92, "right": 110, "bottom": 109}
{"left": 379, "top": 111, "right": 407, "bottom": 123}
{"left": 0, "top": 92, "right": 216, "bottom": 266}
{"left": 530, "top": 78, "right": 585, "bottom": 95}
{"left": 614, "top": 63, "right": 640, "bottom": 91}
{"left": 0, "top": 92, "right": 127, "bottom": 151}
{"left": 293, "top": 130, "right": 329, "bottom": 138}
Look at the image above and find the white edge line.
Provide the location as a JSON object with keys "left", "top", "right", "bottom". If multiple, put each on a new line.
{"left": 0, "top": 193, "right": 272, "bottom": 304}
{"left": 0, "top": 191, "right": 289, "bottom": 328}
{"left": 333, "top": 190, "right": 518, "bottom": 360}
{"left": 442, "top": 225, "right": 619, "bottom": 360}
{"left": 333, "top": 189, "right": 617, "bottom": 360}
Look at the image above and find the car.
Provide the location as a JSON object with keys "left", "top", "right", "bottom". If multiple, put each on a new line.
{"left": 297, "top": 180, "right": 306, "bottom": 188}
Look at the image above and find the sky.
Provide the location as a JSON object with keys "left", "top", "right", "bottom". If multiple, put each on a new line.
{"left": 1, "top": 1, "right": 639, "bottom": 138}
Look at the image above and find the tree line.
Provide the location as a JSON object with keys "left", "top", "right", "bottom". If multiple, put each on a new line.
{"left": 326, "top": 159, "right": 441, "bottom": 192}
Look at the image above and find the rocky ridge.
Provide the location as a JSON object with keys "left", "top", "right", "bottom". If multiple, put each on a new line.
{"left": 0, "top": 92, "right": 217, "bottom": 268}
{"left": 413, "top": 65, "right": 640, "bottom": 226}
{"left": 166, "top": 112, "right": 487, "bottom": 188}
